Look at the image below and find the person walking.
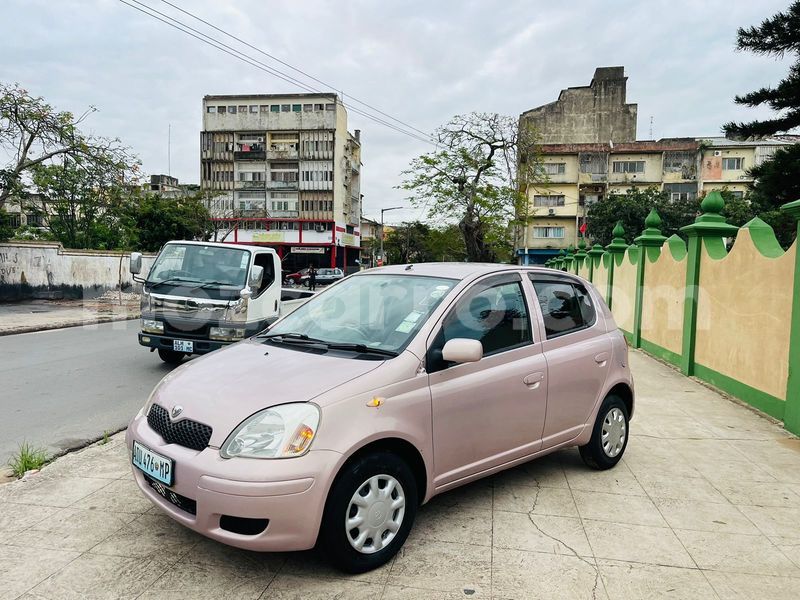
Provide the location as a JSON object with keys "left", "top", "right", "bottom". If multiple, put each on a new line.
{"left": 308, "top": 265, "right": 317, "bottom": 291}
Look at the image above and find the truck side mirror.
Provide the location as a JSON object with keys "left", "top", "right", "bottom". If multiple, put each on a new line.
{"left": 249, "top": 265, "right": 264, "bottom": 289}
{"left": 130, "top": 252, "right": 142, "bottom": 275}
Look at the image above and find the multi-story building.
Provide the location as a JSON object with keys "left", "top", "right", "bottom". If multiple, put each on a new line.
{"left": 359, "top": 217, "right": 382, "bottom": 268}
{"left": 200, "top": 93, "right": 362, "bottom": 271}
{"left": 517, "top": 66, "right": 798, "bottom": 264}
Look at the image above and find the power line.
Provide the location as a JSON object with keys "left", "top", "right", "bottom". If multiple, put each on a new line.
{"left": 117, "top": 0, "right": 436, "bottom": 146}
{"left": 159, "top": 0, "right": 434, "bottom": 141}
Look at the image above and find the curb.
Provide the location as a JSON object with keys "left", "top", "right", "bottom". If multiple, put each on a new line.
{"left": 0, "top": 314, "right": 141, "bottom": 337}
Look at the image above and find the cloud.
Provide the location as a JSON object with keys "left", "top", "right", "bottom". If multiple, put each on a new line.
{"left": 0, "top": 0, "right": 791, "bottom": 222}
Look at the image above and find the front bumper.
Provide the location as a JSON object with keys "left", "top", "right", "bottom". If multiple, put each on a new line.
{"left": 126, "top": 415, "right": 342, "bottom": 551}
{"left": 138, "top": 333, "right": 228, "bottom": 355}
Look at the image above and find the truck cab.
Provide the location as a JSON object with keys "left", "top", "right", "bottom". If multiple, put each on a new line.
{"left": 130, "top": 241, "right": 305, "bottom": 364}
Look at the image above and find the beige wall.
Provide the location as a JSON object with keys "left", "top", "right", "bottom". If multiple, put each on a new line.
{"left": 592, "top": 256, "right": 610, "bottom": 303}
{"left": 611, "top": 252, "right": 637, "bottom": 333}
{"left": 608, "top": 153, "right": 662, "bottom": 185}
{"left": 695, "top": 230, "right": 795, "bottom": 400}
{"left": 640, "top": 248, "right": 686, "bottom": 356}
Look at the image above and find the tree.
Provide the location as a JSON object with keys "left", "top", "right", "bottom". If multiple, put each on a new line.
{"left": 129, "top": 193, "right": 211, "bottom": 252}
{"left": 382, "top": 222, "right": 467, "bottom": 265}
{"left": 746, "top": 144, "right": 800, "bottom": 248}
{"left": 0, "top": 207, "right": 13, "bottom": 242}
{"left": 723, "top": 2, "right": 800, "bottom": 138}
{"left": 29, "top": 150, "right": 140, "bottom": 250}
{"left": 0, "top": 83, "right": 133, "bottom": 209}
{"left": 399, "top": 113, "right": 541, "bottom": 263}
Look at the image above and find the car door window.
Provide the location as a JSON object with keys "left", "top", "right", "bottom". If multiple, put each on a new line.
{"left": 530, "top": 277, "right": 596, "bottom": 338}
{"left": 429, "top": 276, "right": 532, "bottom": 371}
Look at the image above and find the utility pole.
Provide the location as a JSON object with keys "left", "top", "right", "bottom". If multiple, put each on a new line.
{"left": 380, "top": 206, "right": 403, "bottom": 265}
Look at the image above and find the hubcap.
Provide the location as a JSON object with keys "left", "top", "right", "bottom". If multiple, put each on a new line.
{"left": 345, "top": 474, "right": 405, "bottom": 554}
{"left": 601, "top": 407, "right": 626, "bottom": 458}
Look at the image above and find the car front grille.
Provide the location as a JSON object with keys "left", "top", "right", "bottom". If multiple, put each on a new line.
{"left": 144, "top": 474, "right": 197, "bottom": 515}
{"left": 147, "top": 404, "right": 213, "bottom": 451}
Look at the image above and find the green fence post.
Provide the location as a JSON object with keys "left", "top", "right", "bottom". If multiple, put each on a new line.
{"left": 574, "top": 239, "right": 588, "bottom": 275}
{"left": 781, "top": 199, "right": 800, "bottom": 435}
{"left": 555, "top": 249, "right": 566, "bottom": 270}
{"left": 632, "top": 209, "right": 667, "bottom": 349}
{"left": 679, "top": 191, "right": 739, "bottom": 376}
{"left": 563, "top": 245, "right": 576, "bottom": 273}
{"left": 586, "top": 242, "right": 605, "bottom": 283}
{"left": 605, "top": 221, "right": 628, "bottom": 309}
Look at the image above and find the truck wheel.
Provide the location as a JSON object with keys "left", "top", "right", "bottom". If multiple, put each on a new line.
{"left": 319, "top": 451, "right": 417, "bottom": 573}
{"left": 158, "top": 349, "right": 185, "bottom": 365}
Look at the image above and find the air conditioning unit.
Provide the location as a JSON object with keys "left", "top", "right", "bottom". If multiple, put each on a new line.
{"left": 548, "top": 208, "right": 555, "bottom": 216}
{"left": 714, "top": 150, "right": 722, "bottom": 156}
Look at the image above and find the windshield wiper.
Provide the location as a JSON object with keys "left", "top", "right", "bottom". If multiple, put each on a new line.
{"left": 190, "top": 280, "right": 237, "bottom": 290}
{"left": 259, "top": 332, "right": 325, "bottom": 343}
{"left": 324, "top": 343, "right": 399, "bottom": 358}
{"left": 145, "top": 277, "right": 197, "bottom": 289}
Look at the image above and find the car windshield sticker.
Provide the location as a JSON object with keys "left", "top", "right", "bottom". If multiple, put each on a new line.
{"left": 240, "top": 254, "right": 249, "bottom": 268}
{"left": 395, "top": 320, "right": 415, "bottom": 333}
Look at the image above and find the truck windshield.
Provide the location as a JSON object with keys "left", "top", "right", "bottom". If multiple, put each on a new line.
{"left": 265, "top": 274, "right": 457, "bottom": 355}
{"left": 148, "top": 244, "right": 250, "bottom": 288}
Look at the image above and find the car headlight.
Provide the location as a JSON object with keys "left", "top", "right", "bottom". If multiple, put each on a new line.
{"left": 221, "top": 403, "right": 320, "bottom": 459}
{"left": 209, "top": 326, "right": 246, "bottom": 341}
{"left": 141, "top": 319, "right": 164, "bottom": 334}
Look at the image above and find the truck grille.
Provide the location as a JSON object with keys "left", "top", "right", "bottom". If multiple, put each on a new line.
{"left": 147, "top": 404, "right": 213, "bottom": 451}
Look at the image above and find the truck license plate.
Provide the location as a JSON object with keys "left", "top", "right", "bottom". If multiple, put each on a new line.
{"left": 132, "top": 441, "right": 174, "bottom": 486}
{"left": 173, "top": 340, "right": 193, "bottom": 352}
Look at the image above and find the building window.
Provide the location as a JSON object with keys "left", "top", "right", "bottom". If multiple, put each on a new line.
{"left": 260, "top": 105, "right": 269, "bottom": 113}
{"left": 7, "top": 214, "right": 21, "bottom": 228}
{"left": 281, "top": 104, "right": 290, "bottom": 112}
{"left": 722, "top": 157, "right": 744, "bottom": 171}
{"left": 217, "top": 106, "right": 226, "bottom": 113}
{"left": 612, "top": 161, "right": 645, "bottom": 174}
{"left": 238, "top": 105, "right": 247, "bottom": 113}
{"left": 663, "top": 151, "right": 696, "bottom": 176}
{"left": 532, "top": 195, "right": 565, "bottom": 207}
{"left": 227, "top": 106, "right": 237, "bottom": 114}
{"left": 729, "top": 190, "right": 744, "bottom": 200}
{"left": 249, "top": 105, "right": 258, "bottom": 113}
{"left": 579, "top": 153, "right": 608, "bottom": 174}
{"left": 292, "top": 104, "right": 302, "bottom": 112}
{"left": 303, "top": 104, "right": 313, "bottom": 112}
{"left": 532, "top": 227, "right": 565, "bottom": 239}
{"left": 314, "top": 103, "right": 324, "bottom": 111}
{"left": 270, "top": 105, "right": 280, "bottom": 113}
{"left": 325, "top": 103, "right": 335, "bottom": 111}
{"left": 663, "top": 183, "right": 697, "bottom": 202}
{"left": 26, "top": 213, "right": 44, "bottom": 227}
{"left": 542, "top": 163, "right": 566, "bottom": 175}
{"left": 206, "top": 106, "right": 217, "bottom": 114}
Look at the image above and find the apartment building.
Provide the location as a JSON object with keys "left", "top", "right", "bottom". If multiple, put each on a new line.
{"left": 517, "top": 136, "right": 797, "bottom": 263}
{"left": 200, "top": 93, "right": 362, "bottom": 271}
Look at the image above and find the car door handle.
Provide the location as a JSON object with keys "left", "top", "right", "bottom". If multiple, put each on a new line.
{"left": 523, "top": 372, "right": 544, "bottom": 389}
{"left": 594, "top": 352, "right": 609, "bottom": 365}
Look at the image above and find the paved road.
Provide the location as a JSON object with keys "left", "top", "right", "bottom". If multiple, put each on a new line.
{"left": 0, "top": 320, "right": 174, "bottom": 464}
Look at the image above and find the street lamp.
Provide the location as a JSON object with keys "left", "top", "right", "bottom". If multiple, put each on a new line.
{"left": 380, "top": 206, "right": 403, "bottom": 265}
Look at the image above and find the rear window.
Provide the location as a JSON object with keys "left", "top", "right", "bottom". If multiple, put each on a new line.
{"left": 529, "top": 276, "right": 596, "bottom": 338}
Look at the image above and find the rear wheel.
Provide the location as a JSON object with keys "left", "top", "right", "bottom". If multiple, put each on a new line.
{"left": 157, "top": 349, "right": 185, "bottom": 365}
{"left": 579, "top": 394, "right": 629, "bottom": 470}
{"left": 319, "top": 451, "right": 418, "bottom": 573}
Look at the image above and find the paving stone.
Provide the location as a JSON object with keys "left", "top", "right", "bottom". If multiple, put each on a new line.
{"left": 583, "top": 520, "right": 695, "bottom": 568}
{"left": 571, "top": 489, "right": 667, "bottom": 527}
{"left": 389, "top": 539, "right": 491, "bottom": 595}
{"left": 492, "top": 511, "right": 593, "bottom": 557}
{"left": 492, "top": 484, "right": 578, "bottom": 517}
{"left": 675, "top": 529, "right": 799, "bottom": 576}
{"left": 597, "top": 559, "right": 717, "bottom": 599}
{"left": 0, "top": 544, "right": 79, "bottom": 600}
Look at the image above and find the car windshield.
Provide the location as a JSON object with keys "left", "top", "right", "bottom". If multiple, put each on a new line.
{"left": 148, "top": 244, "right": 250, "bottom": 287}
{"left": 265, "top": 274, "right": 458, "bottom": 354}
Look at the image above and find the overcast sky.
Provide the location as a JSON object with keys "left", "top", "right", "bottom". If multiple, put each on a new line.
{"left": 1, "top": 0, "right": 791, "bottom": 224}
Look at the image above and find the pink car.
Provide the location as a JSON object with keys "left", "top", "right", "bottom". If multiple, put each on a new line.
{"left": 126, "top": 263, "right": 633, "bottom": 572}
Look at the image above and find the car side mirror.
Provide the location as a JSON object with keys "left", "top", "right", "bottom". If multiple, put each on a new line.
{"left": 441, "top": 338, "right": 483, "bottom": 364}
{"left": 249, "top": 265, "right": 264, "bottom": 289}
{"left": 130, "top": 252, "right": 142, "bottom": 275}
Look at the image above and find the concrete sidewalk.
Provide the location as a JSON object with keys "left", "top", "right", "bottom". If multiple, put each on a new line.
{"left": 0, "top": 294, "right": 139, "bottom": 336}
{"left": 1, "top": 351, "right": 800, "bottom": 599}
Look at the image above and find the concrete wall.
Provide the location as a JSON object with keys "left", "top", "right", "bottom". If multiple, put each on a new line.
{"left": 610, "top": 251, "right": 637, "bottom": 334}
{"left": 640, "top": 243, "right": 685, "bottom": 357}
{"left": 520, "top": 67, "right": 637, "bottom": 144}
{"left": 0, "top": 242, "right": 156, "bottom": 302}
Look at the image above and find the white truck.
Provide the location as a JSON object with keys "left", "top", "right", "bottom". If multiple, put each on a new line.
{"left": 130, "top": 241, "right": 313, "bottom": 364}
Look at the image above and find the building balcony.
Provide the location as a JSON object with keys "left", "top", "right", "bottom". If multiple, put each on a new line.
{"left": 234, "top": 150, "right": 266, "bottom": 161}
{"left": 269, "top": 210, "right": 300, "bottom": 218}
{"left": 266, "top": 180, "right": 299, "bottom": 190}
{"left": 267, "top": 149, "right": 299, "bottom": 160}
{"left": 235, "top": 181, "right": 266, "bottom": 190}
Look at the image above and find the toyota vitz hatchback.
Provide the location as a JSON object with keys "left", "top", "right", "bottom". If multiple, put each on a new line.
{"left": 126, "top": 263, "right": 633, "bottom": 572}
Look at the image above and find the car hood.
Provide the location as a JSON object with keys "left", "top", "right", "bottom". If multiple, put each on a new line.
{"left": 148, "top": 339, "right": 386, "bottom": 447}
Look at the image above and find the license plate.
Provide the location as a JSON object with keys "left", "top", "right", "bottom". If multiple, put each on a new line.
{"left": 132, "top": 441, "right": 174, "bottom": 486}
{"left": 173, "top": 340, "right": 193, "bottom": 353}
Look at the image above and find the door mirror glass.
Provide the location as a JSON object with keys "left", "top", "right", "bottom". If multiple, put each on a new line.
{"left": 130, "top": 252, "right": 142, "bottom": 275}
{"left": 441, "top": 338, "right": 483, "bottom": 364}
{"left": 249, "top": 265, "right": 264, "bottom": 289}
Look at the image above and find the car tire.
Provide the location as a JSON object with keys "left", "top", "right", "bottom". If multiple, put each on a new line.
{"left": 579, "top": 394, "right": 629, "bottom": 470}
{"left": 319, "top": 451, "right": 418, "bottom": 573}
{"left": 157, "top": 349, "right": 185, "bottom": 365}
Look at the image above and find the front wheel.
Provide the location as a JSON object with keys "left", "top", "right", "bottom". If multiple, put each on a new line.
{"left": 157, "top": 349, "right": 185, "bottom": 365}
{"left": 319, "top": 452, "right": 418, "bottom": 573}
{"left": 579, "top": 394, "right": 629, "bottom": 470}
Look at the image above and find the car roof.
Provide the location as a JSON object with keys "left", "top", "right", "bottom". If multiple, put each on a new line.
{"left": 361, "top": 262, "right": 556, "bottom": 281}
{"left": 163, "top": 240, "right": 276, "bottom": 254}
